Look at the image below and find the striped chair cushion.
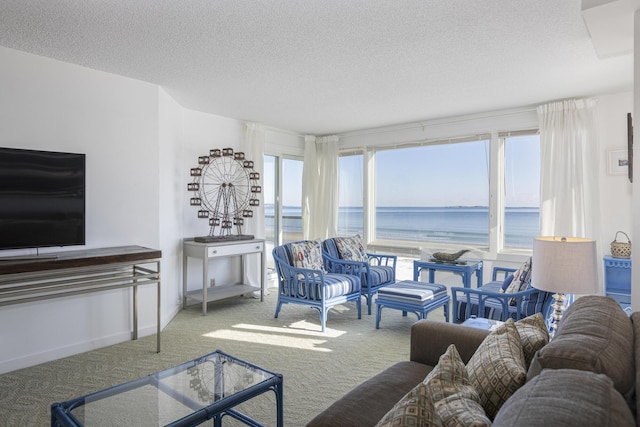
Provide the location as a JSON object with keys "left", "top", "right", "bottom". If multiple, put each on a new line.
{"left": 365, "top": 265, "right": 394, "bottom": 288}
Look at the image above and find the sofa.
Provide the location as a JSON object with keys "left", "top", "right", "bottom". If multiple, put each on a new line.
{"left": 306, "top": 295, "right": 638, "bottom": 426}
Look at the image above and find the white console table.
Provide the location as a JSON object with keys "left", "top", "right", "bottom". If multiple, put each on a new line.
{"left": 182, "top": 238, "right": 265, "bottom": 315}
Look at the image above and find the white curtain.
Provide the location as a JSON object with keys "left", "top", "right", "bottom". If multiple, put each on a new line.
{"left": 302, "top": 135, "right": 339, "bottom": 240}
{"left": 537, "top": 98, "right": 603, "bottom": 291}
{"left": 242, "top": 123, "right": 266, "bottom": 292}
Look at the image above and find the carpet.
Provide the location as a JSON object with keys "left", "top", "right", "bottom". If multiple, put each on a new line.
{"left": 0, "top": 289, "right": 447, "bottom": 426}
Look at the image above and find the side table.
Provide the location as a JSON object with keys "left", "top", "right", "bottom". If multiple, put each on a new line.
{"left": 413, "top": 259, "right": 483, "bottom": 288}
{"left": 461, "top": 317, "right": 504, "bottom": 331}
{"left": 604, "top": 256, "right": 631, "bottom": 311}
{"left": 183, "top": 238, "right": 265, "bottom": 315}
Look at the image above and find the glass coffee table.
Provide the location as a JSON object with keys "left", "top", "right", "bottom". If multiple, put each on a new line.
{"left": 51, "top": 350, "right": 283, "bottom": 427}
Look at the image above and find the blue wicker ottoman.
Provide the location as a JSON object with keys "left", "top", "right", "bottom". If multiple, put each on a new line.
{"left": 375, "top": 280, "right": 450, "bottom": 329}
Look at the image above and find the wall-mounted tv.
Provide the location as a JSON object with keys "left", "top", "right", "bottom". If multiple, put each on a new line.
{"left": 0, "top": 147, "right": 86, "bottom": 250}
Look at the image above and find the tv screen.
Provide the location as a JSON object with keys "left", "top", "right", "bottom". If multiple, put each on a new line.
{"left": 0, "top": 147, "right": 86, "bottom": 250}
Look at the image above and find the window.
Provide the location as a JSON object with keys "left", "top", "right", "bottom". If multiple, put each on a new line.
{"left": 263, "top": 155, "right": 303, "bottom": 264}
{"left": 503, "top": 133, "right": 540, "bottom": 248}
{"left": 338, "top": 153, "right": 364, "bottom": 236}
{"left": 263, "top": 155, "right": 278, "bottom": 249}
{"left": 374, "top": 139, "right": 490, "bottom": 245}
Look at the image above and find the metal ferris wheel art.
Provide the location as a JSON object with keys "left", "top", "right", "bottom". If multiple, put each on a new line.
{"left": 187, "top": 147, "right": 261, "bottom": 243}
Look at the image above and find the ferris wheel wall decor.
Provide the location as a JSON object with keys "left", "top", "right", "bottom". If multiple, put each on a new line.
{"left": 187, "top": 147, "right": 261, "bottom": 243}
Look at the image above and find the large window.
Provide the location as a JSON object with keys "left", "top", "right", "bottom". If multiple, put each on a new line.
{"left": 504, "top": 133, "right": 540, "bottom": 248}
{"left": 337, "top": 131, "right": 541, "bottom": 252}
{"left": 374, "top": 139, "right": 490, "bottom": 245}
{"left": 338, "top": 153, "right": 364, "bottom": 236}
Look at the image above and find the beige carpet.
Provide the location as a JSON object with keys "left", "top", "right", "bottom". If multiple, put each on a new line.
{"left": 0, "top": 287, "right": 448, "bottom": 426}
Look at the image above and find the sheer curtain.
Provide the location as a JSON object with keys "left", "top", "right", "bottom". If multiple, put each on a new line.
{"left": 302, "top": 135, "right": 339, "bottom": 240}
{"left": 537, "top": 98, "right": 603, "bottom": 291}
{"left": 242, "top": 123, "right": 266, "bottom": 293}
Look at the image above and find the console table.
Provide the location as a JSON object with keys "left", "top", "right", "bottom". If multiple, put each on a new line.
{"left": 183, "top": 239, "right": 265, "bottom": 315}
{"left": 0, "top": 246, "right": 162, "bottom": 352}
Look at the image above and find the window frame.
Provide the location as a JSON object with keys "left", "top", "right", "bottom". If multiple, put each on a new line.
{"left": 338, "top": 129, "right": 539, "bottom": 258}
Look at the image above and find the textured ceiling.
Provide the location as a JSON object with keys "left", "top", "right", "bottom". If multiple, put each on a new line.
{"left": 0, "top": 0, "right": 633, "bottom": 134}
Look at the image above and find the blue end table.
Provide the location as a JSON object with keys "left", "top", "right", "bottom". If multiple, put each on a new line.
{"left": 413, "top": 259, "right": 483, "bottom": 288}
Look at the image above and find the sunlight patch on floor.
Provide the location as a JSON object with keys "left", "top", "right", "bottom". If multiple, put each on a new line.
{"left": 231, "top": 322, "right": 346, "bottom": 338}
{"left": 202, "top": 329, "right": 333, "bottom": 352}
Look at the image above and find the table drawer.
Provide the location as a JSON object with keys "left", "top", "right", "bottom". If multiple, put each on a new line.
{"left": 207, "top": 241, "right": 264, "bottom": 258}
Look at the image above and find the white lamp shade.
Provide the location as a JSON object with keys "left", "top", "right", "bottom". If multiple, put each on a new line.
{"left": 532, "top": 236, "right": 598, "bottom": 294}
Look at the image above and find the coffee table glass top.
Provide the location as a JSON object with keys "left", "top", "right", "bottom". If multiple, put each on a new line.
{"left": 53, "top": 350, "right": 282, "bottom": 426}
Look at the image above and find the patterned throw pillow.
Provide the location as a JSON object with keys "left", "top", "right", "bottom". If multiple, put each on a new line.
{"left": 424, "top": 345, "right": 491, "bottom": 427}
{"left": 504, "top": 257, "right": 532, "bottom": 305}
{"left": 334, "top": 235, "right": 368, "bottom": 262}
{"left": 375, "top": 382, "right": 442, "bottom": 427}
{"left": 514, "top": 312, "right": 549, "bottom": 368}
{"left": 466, "top": 319, "right": 527, "bottom": 420}
{"left": 290, "top": 241, "right": 325, "bottom": 271}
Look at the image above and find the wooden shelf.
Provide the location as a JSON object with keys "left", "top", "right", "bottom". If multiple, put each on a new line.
{"left": 185, "top": 283, "right": 259, "bottom": 304}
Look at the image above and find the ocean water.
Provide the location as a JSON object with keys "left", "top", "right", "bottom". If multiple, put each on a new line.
{"left": 265, "top": 205, "right": 539, "bottom": 248}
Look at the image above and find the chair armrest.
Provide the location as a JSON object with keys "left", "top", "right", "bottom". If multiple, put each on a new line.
{"left": 492, "top": 266, "right": 517, "bottom": 281}
{"left": 321, "top": 252, "right": 367, "bottom": 276}
{"left": 410, "top": 320, "right": 489, "bottom": 365}
{"left": 366, "top": 253, "right": 397, "bottom": 268}
{"left": 451, "top": 286, "right": 539, "bottom": 322}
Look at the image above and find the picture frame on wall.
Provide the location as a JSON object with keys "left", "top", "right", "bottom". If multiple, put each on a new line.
{"left": 608, "top": 149, "right": 629, "bottom": 176}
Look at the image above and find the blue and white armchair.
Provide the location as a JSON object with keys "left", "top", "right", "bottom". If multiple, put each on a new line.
{"left": 451, "top": 261, "right": 553, "bottom": 323}
{"left": 272, "top": 240, "right": 362, "bottom": 332}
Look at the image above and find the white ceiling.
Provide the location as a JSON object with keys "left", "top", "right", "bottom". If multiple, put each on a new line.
{"left": 0, "top": 0, "right": 633, "bottom": 135}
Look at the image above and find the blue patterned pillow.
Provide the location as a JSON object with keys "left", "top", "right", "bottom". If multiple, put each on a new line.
{"left": 291, "top": 241, "right": 325, "bottom": 272}
{"left": 335, "top": 235, "right": 368, "bottom": 262}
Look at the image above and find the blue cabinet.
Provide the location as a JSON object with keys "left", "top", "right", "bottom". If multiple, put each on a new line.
{"left": 604, "top": 256, "right": 631, "bottom": 310}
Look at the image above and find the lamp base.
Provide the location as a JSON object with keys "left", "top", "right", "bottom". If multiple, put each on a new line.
{"left": 548, "top": 292, "right": 568, "bottom": 339}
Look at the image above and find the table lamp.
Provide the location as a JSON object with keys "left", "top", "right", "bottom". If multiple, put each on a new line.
{"left": 532, "top": 236, "right": 598, "bottom": 337}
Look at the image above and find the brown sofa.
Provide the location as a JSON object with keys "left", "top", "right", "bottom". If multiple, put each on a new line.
{"left": 307, "top": 295, "right": 638, "bottom": 426}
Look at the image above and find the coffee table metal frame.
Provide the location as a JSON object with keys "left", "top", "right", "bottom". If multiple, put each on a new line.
{"left": 375, "top": 281, "right": 450, "bottom": 329}
{"left": 51, "top": 349, "right": 283, "bottom": 427}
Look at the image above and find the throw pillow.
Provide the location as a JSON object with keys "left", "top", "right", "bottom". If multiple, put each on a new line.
{"left": 500, "top": 274, "right": 514, "bottom": 292}
{"left": 466, "top": 318, "right": 527, "bottom": 420}
{"left": 424, "top": 344, "right": 491, "bottom": 427}
{"left": 504, "top": 257, "right": 532, "bottom": 305}
{"left": 514, "top": 312, "right": 549, "bottom": 368}
{"left": 334, "top": 235, "right": 368, "bottom": 262}
{"left": 290, "top": 241, "right": 325, "bottom": 271}
{"left": 375, "top": 382, "right": 442, "bottom": 427}
{"left": 527, "top": 295, "right": 634, "bottom": 397}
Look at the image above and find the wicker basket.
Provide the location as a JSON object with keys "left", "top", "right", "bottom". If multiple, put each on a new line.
{"left": 611, "top": 231, "right": 632, "bottom": 258}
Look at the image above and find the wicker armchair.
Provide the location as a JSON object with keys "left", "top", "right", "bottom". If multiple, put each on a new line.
{"left": 272, "top": 241, "right": 362, "bottom": 332}
{"left": 451, "top": 266, "right": 553, "bottom": 323}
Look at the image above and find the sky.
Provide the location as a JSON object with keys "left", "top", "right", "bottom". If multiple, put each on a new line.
{"left": 266, "top": 134, "right": 540, "bottom": 208}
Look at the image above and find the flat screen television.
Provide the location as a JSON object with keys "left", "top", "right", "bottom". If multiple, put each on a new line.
{"left": 0, "top": 147, "right": 86, "bottom": 250}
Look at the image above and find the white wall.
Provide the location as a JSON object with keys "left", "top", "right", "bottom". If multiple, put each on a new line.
{"left": 0, "top": 46, "right": 263, "bottom": 373}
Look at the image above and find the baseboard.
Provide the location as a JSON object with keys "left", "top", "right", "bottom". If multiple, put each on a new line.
{"left": 0, "top": 331, "right": 132, "bottom": 375}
